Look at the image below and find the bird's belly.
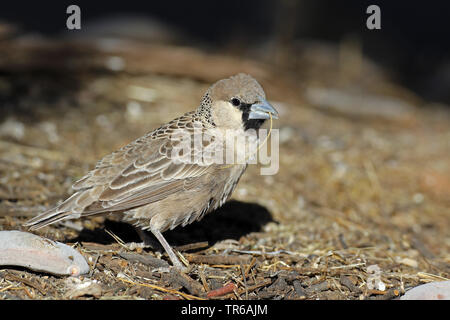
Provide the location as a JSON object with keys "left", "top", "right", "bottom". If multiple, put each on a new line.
{"left": 124, "top": 164, "right": 246, "bottom": 232}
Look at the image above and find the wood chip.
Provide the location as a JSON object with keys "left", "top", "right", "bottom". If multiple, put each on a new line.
{"left": 119, "top": 252, "right": 169, "bottom": 268}
{"left": 186, "top": 254, "right": 251, "bottom": 265}
{"left": 293, "top": 280, "right": 306, "bottom": 298}
{"left": 174, "top": 241, "right": 209, "bottom": 252}
{"left": 371, "top": 288, "right": 401, "bottom": 300}
{"left": 168, "top": 269, "right": 205, "bottom": 297}
{"left": 207, "top": 282, "right": 236, "bottom": 298}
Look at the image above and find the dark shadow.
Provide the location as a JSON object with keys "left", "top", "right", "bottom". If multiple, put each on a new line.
{"left": 69, "top": 219, "right": 140, "bottom": 245}
{"left": 69, "top": 200, "right": 275, "bottom": 247}
{"left": 164, "top": 200, "right": 275, "bottom": 246}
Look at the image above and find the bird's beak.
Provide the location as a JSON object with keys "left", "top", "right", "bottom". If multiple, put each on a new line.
{"left": 248, "top": 100, "right": 279, "bottom": 120}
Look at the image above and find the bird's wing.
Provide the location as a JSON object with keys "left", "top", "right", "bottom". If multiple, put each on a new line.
{"left": 25, "top": 114, "right": 222, "bottom": 229}
{"left": 89, "top": 126, "right": 220, "bottom": 212}
{"left": 72, "top": 111, "right": 201, "bottom": 191}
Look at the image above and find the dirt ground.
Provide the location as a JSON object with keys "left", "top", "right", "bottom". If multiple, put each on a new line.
{"left": 0, "top": 36, "right": 449, "bottom": 300}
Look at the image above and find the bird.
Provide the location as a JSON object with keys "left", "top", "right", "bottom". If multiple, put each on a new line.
{"left": 24, "top": 73, "right": 278, "bottom": 269}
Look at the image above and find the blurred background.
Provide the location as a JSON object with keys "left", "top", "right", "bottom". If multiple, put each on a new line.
{"left": 1, "top": 0, "right": 449, "bottom": 103}
{"left": 0, "top": 0, "right": 448, "bottom": 300}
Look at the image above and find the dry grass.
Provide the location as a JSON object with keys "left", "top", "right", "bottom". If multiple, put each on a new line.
{"left": 0, "top": 37, "right": 449, "bottom": 300}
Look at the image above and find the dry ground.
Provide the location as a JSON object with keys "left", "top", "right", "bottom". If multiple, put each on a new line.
{"left": 0, "top": 37, "right": 449, "bottom": 300}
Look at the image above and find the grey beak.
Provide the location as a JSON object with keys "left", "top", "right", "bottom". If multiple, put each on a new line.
{"left": 248, "top": 100, "right": 279, "bottom": 120}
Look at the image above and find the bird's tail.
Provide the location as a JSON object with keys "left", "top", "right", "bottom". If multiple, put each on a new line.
{"left": 23, "top": 191, "right": 86, "bottom": 230}
{"left": 23, "top": 206, "right": 76, "bottom": 230}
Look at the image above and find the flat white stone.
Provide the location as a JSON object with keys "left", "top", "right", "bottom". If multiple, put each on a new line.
{"left": 401, "top": 281, "right": 450, "bottom": 300}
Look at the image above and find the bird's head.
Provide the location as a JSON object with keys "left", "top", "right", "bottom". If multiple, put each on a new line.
{"left": 199, "top": 73, "right": 278, "bottom": 130}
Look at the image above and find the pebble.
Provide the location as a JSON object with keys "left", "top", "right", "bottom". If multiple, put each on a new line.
{"left": 0, "top": 118, "right": 25, "bottom": 140}
{"left": 401, "top": 281, "right": 450, "bottom": 300}
{"left": 366, "top": 264, "right": 386, "bottom": 291}
{"left": 399, "top": 257, "right": 419, "bottom": 268}
{"left": 0, "top": 230, "right": 90, "bottom": 276}
{"left": 105, "top": 56, "right": 125, "bottom": 71}
{"left": 64, "top": 277, "right": 103, "bottom": 299}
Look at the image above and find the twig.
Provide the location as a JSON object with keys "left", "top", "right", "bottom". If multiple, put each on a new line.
{"left": 329, "top": 262, "right": 366, "bottom": 270}
{"left": 207, "top": 282, "right": 236, "bottom": 298}
{"left": 240, "top": 263, "right": 248, "bottom": 299}
{"left": 119, "top": 252, "right": 169, "bottom": 269}
{"left": 174, "top": 242, "right": 209, "bottom": 252}
{"left": 245, "top": 257, "right": 257, "bottom": 277}
{"left": 240, "top": 279, "right": 272, "bottom": 294}
{"left": 175, "top": 250, "right": 190, "bottom": 267}
{"left": 186, "top": 254, "right": 251, "bottom": 265}
{"left": 0, "top": 284, "right": 14, "bottom": 293}
{"left": 221, "top": 278, "right": 273, "bottom": 299}
{"left": 198, "top": 268, "right": 210, "bottom": 292}
{"left": 371, "top": 288, "right": 401, "bottom": 300}
{"left": 368, "top": 289, "right": 388, "bottom": 295}
{"left": 4, "top": 273, "right": 46, "bottom": 295}
{"left": 89, "top": 253, "right": 101, "bottom": 277}
{"left": 259, "top": 260, "right": 290, "bottom": 271}
{"left": 169, "top": 268, "right": 205, "bottom": 297}
{"left": 23, "top": 287, "right": 33, "bottom": 299}
{"left": 232, "top": 249, "right": 307, "bottom": 257}
{"left": 210, "top": 264, "right": 241, "bottom": 268}
{"left": 118, "top": 277, "right": 205, "bottom": 300}
{"left": 105, "top": 229, "right": 128, "bottom": 249}
{"left": 417, "top": 272, "right": 449, "bottom": 282}
{"left": 80, "top": 242, "right": 121, "bottom": 252}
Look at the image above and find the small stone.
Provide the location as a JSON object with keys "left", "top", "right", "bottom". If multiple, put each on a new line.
{"left": 412, "top": 193, "right": 424, "bottom": 204}
{"left": 126, "top": 101, "right": 143, "bottom": 121}
{"left": 401, "top": 281, "right": 450, "bottom": 300}
{"left": 399, "top": 257, "right": 418, "bottom": 268}
{"left": 64, "top": 278, "right": 103, "bottom": 299}
{"left": 105, "top": 56, "right": 125, "bottom": 71}
{"left": 279, "top": 126, "right": 294, "bottom": 144}
{"left": 0, "top": 118, "right": 25, "bottom": 140}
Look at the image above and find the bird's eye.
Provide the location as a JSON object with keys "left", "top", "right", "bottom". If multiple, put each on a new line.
{"left": 231, "top": 98, "right": 241, "bottom": 107}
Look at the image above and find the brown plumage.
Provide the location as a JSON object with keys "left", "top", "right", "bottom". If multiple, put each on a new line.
{"left": 24, "top": 73, "right": 278, "bottom": 269}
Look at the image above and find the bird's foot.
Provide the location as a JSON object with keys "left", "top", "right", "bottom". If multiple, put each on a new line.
{"left": 171, "top": 257, "right": 189, "bottom": 272}
{"left": 123, "top": 241, "right": 154, "bottom": 251}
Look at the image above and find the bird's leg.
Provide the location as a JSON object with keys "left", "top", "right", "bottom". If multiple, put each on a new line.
{"left": 151, "top": 228, "right": 186, "bottom": 270}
